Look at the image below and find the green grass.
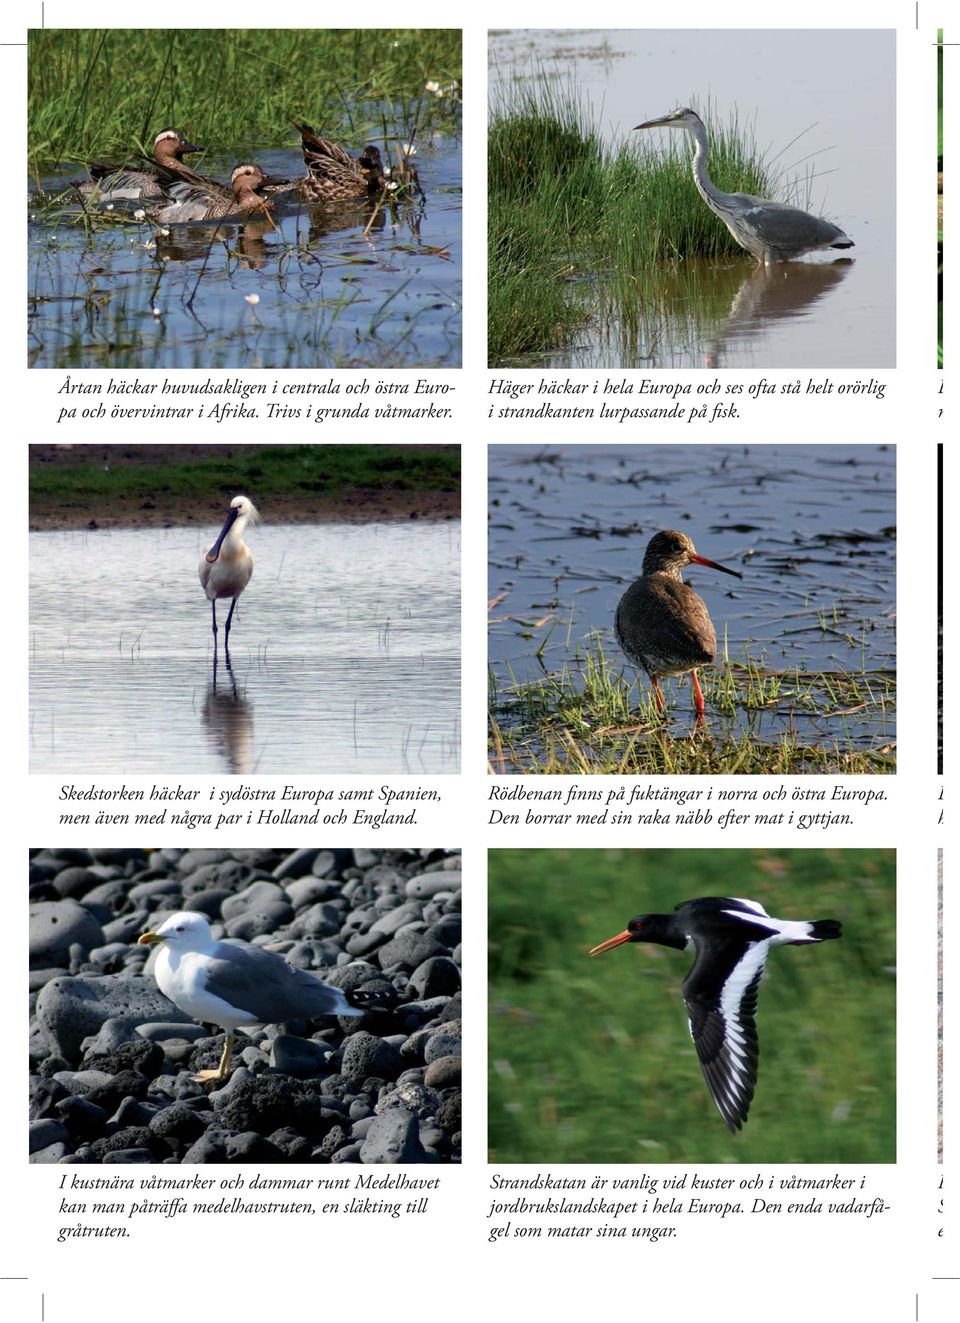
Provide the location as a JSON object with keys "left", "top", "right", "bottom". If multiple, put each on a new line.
{"left": 488, "top": 641, "right": 896, "bottom": 775}
{"left": 29, "top": 444, "right": 460, "bottom": 509}
{"left": 488, "top": 80, "right": 781, "bottom": 363}
{"left": 489, "top": 848, "right": 896, "bottom": 1164}
{"left": 28, "top": 28, "right": 461, "bottom": 169}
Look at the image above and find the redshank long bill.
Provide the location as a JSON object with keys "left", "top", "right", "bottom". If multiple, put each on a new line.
{"left": 589, "top": 896, "right": 843, "bottom": 1131}
{"left": 614, "top": 529, "right": 742, "bottom": 723}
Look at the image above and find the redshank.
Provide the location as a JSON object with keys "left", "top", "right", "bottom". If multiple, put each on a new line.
{"left": 589, "top": 896, "right": 843, "bottom": 1131}
{"left": 615, "top": 529, "right": 742, "bottom": 723}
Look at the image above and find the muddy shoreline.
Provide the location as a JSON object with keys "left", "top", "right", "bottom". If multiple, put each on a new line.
{"left": 29, "top": 444, "right": 460, "bottom": 530}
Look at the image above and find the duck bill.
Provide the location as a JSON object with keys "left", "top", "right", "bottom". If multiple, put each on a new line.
{"left": 137, "top": 930, "right": 165, "bottom": 946}
{"left": 259, "top": 173, "right": 290, "bottom": 189}
{"left": 205, "top": 506, "right": 239, "bottom": 564}
{"left": 589, "top": 930, "right": 632, "bottom": 957}
{"left": 182, "top": 142, "right": 203, "bottom": 155}
{"left": 690, "top": 553, "right": 742, "bottom": 580}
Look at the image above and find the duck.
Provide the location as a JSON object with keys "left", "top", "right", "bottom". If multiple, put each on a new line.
{"left": 77, "top": 128, "right": 203, "bottom": 204}
{"left": 147, "top": 163, "right": 282, "bottom": 223}
{"left": 280, "top": 121, "right": 387, "bottom": 203}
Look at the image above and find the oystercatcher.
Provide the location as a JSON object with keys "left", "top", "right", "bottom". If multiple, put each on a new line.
{"left": 589, "top": 896, "right": 842, "bottom": 1131}
{"left": 614, "top": 530, "right": 742, "bottom": 724}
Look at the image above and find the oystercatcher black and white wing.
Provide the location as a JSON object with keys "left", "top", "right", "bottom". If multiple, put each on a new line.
{"left": 590, "top": 895, "right": 842, "bottom": 1131}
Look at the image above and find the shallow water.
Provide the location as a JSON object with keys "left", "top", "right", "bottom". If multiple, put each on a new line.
{"left": 29, "top": 132, "right": 461, "bottom": 370}
{"left": 31, "top": 520, "right": 460, "bottom": 775}
{"left": 489, "top": 28, "right": 895, "bottom": 369}
{"left": 488, "top": 444, "right": 895, "bottom": 750}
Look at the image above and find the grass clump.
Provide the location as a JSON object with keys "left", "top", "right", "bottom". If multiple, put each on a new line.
{"left": 488, "top": 78, "right": 782, "bottom": 364}
{"left": 488, "top": 643, "right": 896, "bottom": 775}
{"left": 29, "top": 28, "right": 461, "bottom": 168}
{"left": 489, "top": 848, "right": 896, "bottom": 1164}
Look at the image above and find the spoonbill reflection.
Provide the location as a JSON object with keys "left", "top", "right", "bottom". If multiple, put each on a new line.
{"left": 199, "top": 495, "right": 259, "bottom": 654}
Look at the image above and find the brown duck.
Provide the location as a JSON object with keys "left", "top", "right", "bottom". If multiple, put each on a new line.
{"left": 147, "top": 163, "right": 281, "bottom": 223}
{"left": 78, "top": 129, "right": 203, "bottom": 203}
{"left": 281, "top": 121, "right": 386, "bottom": 202}
{"left": 615, "top": 530, "right": 742, "bottom": 723}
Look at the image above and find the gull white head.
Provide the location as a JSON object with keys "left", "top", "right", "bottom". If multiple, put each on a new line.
{"left": 138, "top": 911, "right": 215, "bottom": 952}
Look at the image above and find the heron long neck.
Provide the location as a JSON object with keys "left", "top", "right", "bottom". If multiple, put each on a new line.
{"left": 686, "top": 120, "right": 734, "bottom": 215}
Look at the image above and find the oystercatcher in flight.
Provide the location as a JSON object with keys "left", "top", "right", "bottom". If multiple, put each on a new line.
{"left": 589, "top": 896, "right": 842, "bottom": 1131}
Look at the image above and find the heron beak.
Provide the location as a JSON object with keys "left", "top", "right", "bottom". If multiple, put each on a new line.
{"left": 633, "top": 116, "right": 674, "bottom": 131}
{"left": 690, "top": 553, "right": 743, "bottom": 580}
{"left": 138, "top": 930, "right": 166, "bottom": 946}
{"left": 206, "top": 506, "right": 240, "bottom": 564}
{"left": 589, "top": 930, "right": 633, "bottom": 957}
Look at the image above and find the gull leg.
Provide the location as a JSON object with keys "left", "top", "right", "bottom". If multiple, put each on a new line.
{"left": 195, "top": 1030, "right": 234, "bottom": 1087}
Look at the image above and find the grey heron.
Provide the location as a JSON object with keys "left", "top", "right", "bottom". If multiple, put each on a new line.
{"left": 634, "top": 108, "right": 854, "bottom": 264}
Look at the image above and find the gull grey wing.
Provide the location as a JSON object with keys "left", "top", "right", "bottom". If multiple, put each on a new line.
{"left": 203, "top": 943, "right": 353, "bottom": 1023}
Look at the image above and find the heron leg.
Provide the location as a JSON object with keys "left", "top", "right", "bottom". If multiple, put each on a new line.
{"left": 195, "top": 1030, "right": 235, "bottom": 1087}
{"left": 650, "top": 675, "right": 665, "bottom": 715}
{"left": 691, "top": 670, "right": 707, "bottom": 723}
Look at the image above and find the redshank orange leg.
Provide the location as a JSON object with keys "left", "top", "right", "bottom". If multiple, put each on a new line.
{"left": 650, "top": 675, "right": 666, "bottom": 715}
{"left": 691, "top": 670, "right": 707, "bottom": 723}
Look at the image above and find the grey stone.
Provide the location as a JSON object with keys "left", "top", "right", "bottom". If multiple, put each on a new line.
{"left": 30, "top": 900, "right": 104, "bottom": 968}
{"left": 359, "top": 1108, "right": 427, "bottom": 1163}
{"left": 288, "top": 903, "right": 342, "bottom": 940}
{"left": 405, "top": 872, "right": 461, "bottom": 899}
{"left": 408, "top": 957, "right": 460, "bottom": 999}
{"left": 341, "top": 1032, "right": 403, "bottom": 1083}
{"left": 374, "top": 1082, "right": 440, "bottom": 1118}
{"left": 272, "top": 849, "right": 321, "bottom": 880}
{"left": 224, "top": 904, "right": 293, "bottom": 940}
{"left": 136, "top": 1021, "right": 208, "bottom": 1042}
{"left": 30, "top": 1143, "right": 72, "bottom": 1163}
{"left": 221, "top": 881, "right": 288, "bottom": 920}
{"left": 425, "top": 1031, "right": 461, "bottom": 1064}
{"left": 51, "top": 867, "right": 100, "bottom": 899}
{"left": 29, "top": 1118, "right": 69, "bottom": 1153}
{"left": 102, "top": 912, "right": 151, "bottom": 944}
{"left": 369, "top": 902, "right": 424, "bottom": 938}
{"left": 424, "top": 1055, "right": 461, "bottom": 1089}
{"left": 270, "top": 1035, "right": 330, "bottom": 1078}
{"left": 37, "top": 974, "right": 190, "bottom": 1061}
{"left": 376, "top": 930, "right": 446, "bottom": 971}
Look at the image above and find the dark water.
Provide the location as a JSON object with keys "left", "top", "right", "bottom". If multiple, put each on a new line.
{"left": 29, "top": 134, "right": 461, "bottom": 369}
{"left": 31, "top": 520, "right": 460, "bottom": 775}
{"left": 489, "top": 444, "right": 895, "bottom": 749}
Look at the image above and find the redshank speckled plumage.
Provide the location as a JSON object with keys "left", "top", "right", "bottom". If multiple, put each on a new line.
{"left": 615, "top": 529, "right": 742, "bottom": 723}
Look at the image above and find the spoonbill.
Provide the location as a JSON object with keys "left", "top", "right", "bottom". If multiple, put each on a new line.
{"left": 199, "top": 495, "right": 259, "bottom": 653}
